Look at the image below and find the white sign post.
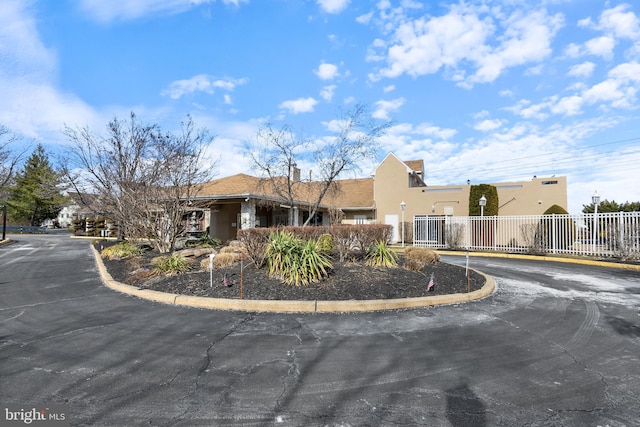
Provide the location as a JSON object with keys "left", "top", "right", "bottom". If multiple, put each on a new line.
{"left": 209, "top": 253, "right": 215, "bottom": 288}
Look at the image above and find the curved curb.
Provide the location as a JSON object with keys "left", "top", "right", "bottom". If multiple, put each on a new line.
{"left": 91, "top": 245, "right": 495, "bottom": 313}
{"left": 436, "top": 250, "right": 640, "bottom": 271}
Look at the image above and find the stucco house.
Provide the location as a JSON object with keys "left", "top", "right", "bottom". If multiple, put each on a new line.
{"left": 191, "top": 152, "right": 568, "bottom": 243}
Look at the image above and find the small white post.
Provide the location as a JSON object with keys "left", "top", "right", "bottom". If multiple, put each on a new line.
{"left": 209, "top": 253, "right": 215, "bottom": 288}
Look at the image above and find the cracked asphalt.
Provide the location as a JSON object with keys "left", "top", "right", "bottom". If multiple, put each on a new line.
{"left": 1, "top": 234, "right": 640, "bottom": 426}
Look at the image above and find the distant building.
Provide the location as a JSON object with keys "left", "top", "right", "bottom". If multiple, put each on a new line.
{"left": 56, "top": 192, "right": 102, "bottom": 228}
{"left": 189, "top": 152, "right": 568, "bottom": 242}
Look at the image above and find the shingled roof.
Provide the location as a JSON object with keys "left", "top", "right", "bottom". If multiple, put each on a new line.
{"left": 193, "top": 173, "right": 374, "bottom": 209}
{"left": 404, "top": 159, "right": 424, "bottom": 174}
{"left": 321, "top": 178, "right": 374, "bottom": 209}
{"left": 194, "top": 173, "right": 266, "bottom": 198}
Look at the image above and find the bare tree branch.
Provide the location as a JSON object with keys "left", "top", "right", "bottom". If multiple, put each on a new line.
{"left": 63, "top": 113, "right": 217, "bottom": 252}
{"left": 0, "top": 125, "right": 30, "bottom": 201}
{"left": 247, "top": 105, "right": 389, "bottom": 227}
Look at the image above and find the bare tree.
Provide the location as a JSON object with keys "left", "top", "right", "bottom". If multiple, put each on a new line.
{"left": 306, "top": 104, "right": 388, "bottom": 225}
{"left": 0, "top": 125, "right": 29, "bottom": 202}
{"left": 249, "top": 124, "right": 306, "bottom": 226}
{"left": 249, "top": 104, "right": 389, "bottom": 227}
{"left": 63, "top": 113, "right": 216, "bottom": 252}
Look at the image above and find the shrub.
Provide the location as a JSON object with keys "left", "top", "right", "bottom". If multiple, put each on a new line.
{"left": 186, "top": 234, "right": 222, "bottom": 248}
{"left": 265, "top": 230, "right": 332, "bottom": 286}
{"left": 330, "top": 225, "right": 354, "bottom": 261}
{"left": 404, "top": 246, "right": 440, "bottom": 272}
{"left": 237, "top": 228, "right": 271, "bottom": 268}
{"left": 101, "top": 241, "right": 143, "bottom": 260}
{"left": 220, "top": 244, "right": 248, "bottom": 257}
{"left": 279, "top": 226, "right": 329, "bottom": 241}
{"left": 317, "top": 233, "right": 334, "bottom": 254}
{"left": 152, "top": 254, "right": 193, "bottom": 274}
{"left": 351, "top": 224, "right": 393, "bottom": 252}
{"left": 365, "top": 240, "right": 398, "bottom": 268}
{"left": 212, "top": 252, "right": 243, "bottom": 268}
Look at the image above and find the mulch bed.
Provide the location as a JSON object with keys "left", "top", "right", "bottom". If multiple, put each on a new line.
{"left": 99, "top": 245, "right": 485, "bottom": 301}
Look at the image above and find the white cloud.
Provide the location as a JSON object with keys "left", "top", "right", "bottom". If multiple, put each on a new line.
{"left": 372, "top": 5, "right": 494, "bottom": 80}
{"left": 472, "top": 110, "right": 490, "bottom": 119}
{"left": 320, "top": 84, "right": 337, "bottom": 101}
{"left": 0, "top": 1, "right": 56, "bottom": 80}
{"left": 315, "top": 62, "right": 340, "bottom": 80}
{"left": 567, "top": 61, "right": 595, "bottom": 78}
{"left": 474, "top": 119, "right": 504, "bottom": 132}
{"left": 470, "top": 10, "right": 564, "bottom": 85}
{"left": 564, "top": 43, "right": 582, "bottom": 58}
{"left": 322, "top": 119, "right": 347, "bottom": 133}
{"left": 373, "top": 97, "right": 405, "bottom": 119}
{"left": 584, "top": 36, "right": 616, "bottom": 59}
{"left": 0, "top": 0, "right": 99, "bottom": 138}
{"left": 550, "top": 95, "right": 584, "bottom": 116}
{"left": 356, "top": 11, "right": 373, "bottom": 24}
{"left": 369, "top": 4, "right": 563, "bottom": 88}
{"left": 581, "top": 62, "right": 640, "bottom": 108}
{"left": 413, "top": 123, "right": 457, "bottom": 140}
{"left": 587, "top": 4, "right": 640, "bottom": 40}
{"left": 161, "top": 75, "right": 247, "bottom": 99}
{"left": 608, "top": 61, "right": 640, "bottom": 82}
{"left": 317, "top": 0, "right": 350, "bottom": 14}
{"left": 506, "top": 60, "right": 640, "bottom": 119}
{"left": 77, "top": 0, "right": 246, "bottom": 22}
{"left": 279, "top": 97, "right": 318, "bottom": 114}
{"left": 0, "top": 80, "right": 99, "bottom": 139}
{"left": 383, "top": 84, "right": 395, "bottom": 93}
{"left": 525, "top": 65, "right": 544, "bottom": 76}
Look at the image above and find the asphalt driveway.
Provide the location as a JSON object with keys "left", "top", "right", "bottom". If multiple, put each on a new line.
{"left": 1, "top": 234, "right": 639, "bottom": 426}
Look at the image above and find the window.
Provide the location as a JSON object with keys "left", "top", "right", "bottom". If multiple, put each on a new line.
{"left": 541, "top": 180, "right": 558, "bottom": 185}
{"left": 354, "top": 215, "right": 367, "bottom": 224}
{"left": 303, "top": 211, "right": 323, "bottom": 226}
{"left": 422, "top": 188, "right": 463, "bottom": 193}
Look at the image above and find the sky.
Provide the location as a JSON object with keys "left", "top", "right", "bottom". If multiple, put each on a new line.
{"left": 1, "top": 0, "right": 639, "bottom": 214}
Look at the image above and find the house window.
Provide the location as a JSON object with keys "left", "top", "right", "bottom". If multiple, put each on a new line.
{"left": 302, "top": 211, "right": 323, "bottom": 226}
{"left": 541, "top": 180, "right": 558, "bottom": 185}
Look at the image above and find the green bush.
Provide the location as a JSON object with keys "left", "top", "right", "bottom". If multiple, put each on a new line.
{"left": 317, "top": 233, "right": 334, "bottom": 254}
{"left": 265, "top": 230, "right": 332, "bottom": 286}
{"left": 365, "top": 240, "right": 398, "bottom": 268}
{"left": 152, "top": 254, "right": 193, "bottom": 274}
{"left": 469, "top": 184, "right": 498, "bottom": 216}
{"left": 101, "top": 241, "right": 143, "bottom": 260}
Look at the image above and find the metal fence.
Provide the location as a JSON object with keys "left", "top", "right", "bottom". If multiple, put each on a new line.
{"left": 413, "top": 212, "right": 640, "bottom": 259}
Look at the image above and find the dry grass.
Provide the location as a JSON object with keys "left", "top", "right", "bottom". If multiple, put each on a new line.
{"left": 219, "top": 245, "right": 248, "bottom": 257}
{"left": 403, "top": 246, "right": 440, "bottom": 272}
{"left": 197, "top": 252, "right": 244, "bottom": 270}
{"left": 125, "top": 268, "right": 160, "bottom": 285}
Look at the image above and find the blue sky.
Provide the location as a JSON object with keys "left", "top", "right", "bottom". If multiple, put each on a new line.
{"left": 1, "top": 0, "right": 640, "bottom": 214}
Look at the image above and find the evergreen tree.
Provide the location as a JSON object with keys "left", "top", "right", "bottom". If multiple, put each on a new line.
{"left": 469, "top": 184, "right": 499, "bottom": 216}
{"left": 582, "top": 199, "right": 640, "bottom": 213}
{"left": 7, "top": 145, "right": 67, "bottom": 226}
